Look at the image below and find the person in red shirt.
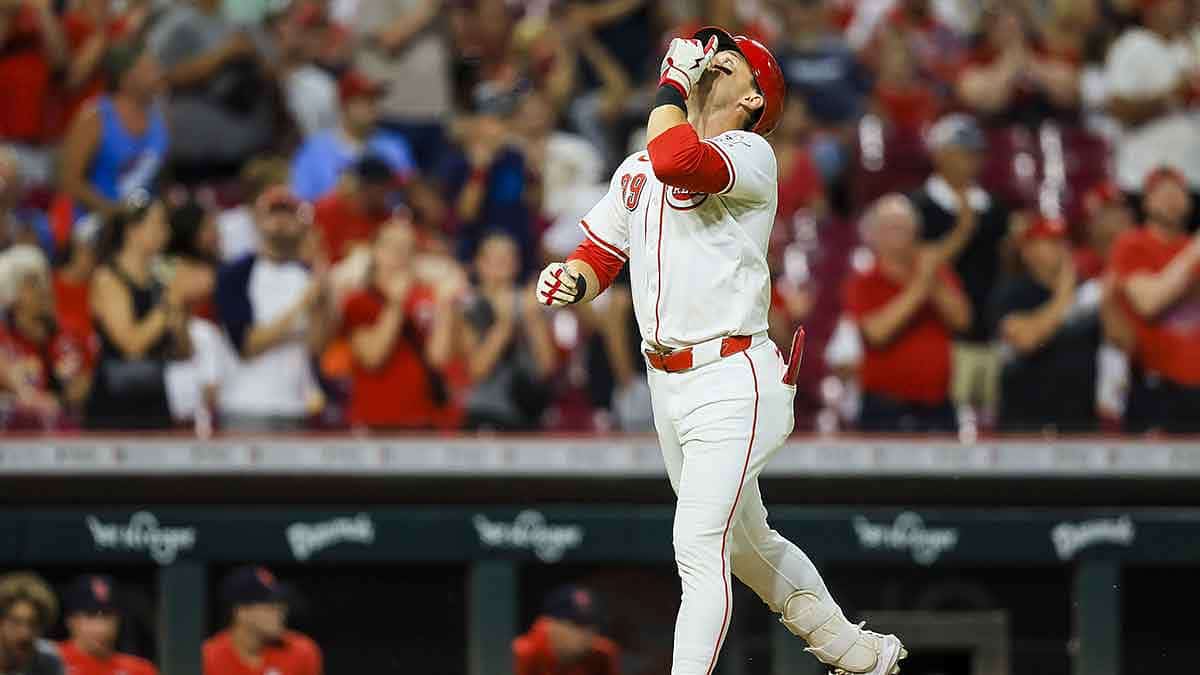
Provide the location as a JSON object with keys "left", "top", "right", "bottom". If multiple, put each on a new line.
{"left": 0, "top": 0, "right": 66, "bottom": 178}
{"left": 0, "top": 245, "right": 89, "bottom": 428}
{"left": 340, "top": 219, "right": 461, "bottom": 429}
{"left": 203, "top": 566, "right": 321, "bottom": 675}
{"left": 513, "top": 585, "right": 620, "bottom": 675}
{"left": 843, "top": 194, "right": 971, "bottom": 432}
{"left": 313, "top": 155, "right": 398, "bottom": 264}
{"left": 58, "top": 575, "right": 158, "bottom": 675}
{"left": 1110, "top": 166, "right": 1200, "bottom": 433}
{"left": 1074, "top": 181, "right": 1135, "bottom": 281}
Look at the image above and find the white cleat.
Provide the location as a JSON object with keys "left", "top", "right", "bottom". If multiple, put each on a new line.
{"left": 826, "top": 632, "right": 906, "bottom": 675}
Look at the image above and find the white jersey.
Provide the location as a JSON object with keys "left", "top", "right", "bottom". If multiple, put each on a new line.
{"left": 580, "top": 130, "right": 779, "bottom": 349}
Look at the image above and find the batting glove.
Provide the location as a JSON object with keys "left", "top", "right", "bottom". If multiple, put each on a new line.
{"left": 536, "top": 262, "right": 587, "bottom": 307}
{"left": 658, "top": 35, "right": 718, "bottom": 99}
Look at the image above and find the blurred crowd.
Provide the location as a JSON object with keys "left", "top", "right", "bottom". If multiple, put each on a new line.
{"left": 1, "top": 0, "right": 1199, "bottom": 435}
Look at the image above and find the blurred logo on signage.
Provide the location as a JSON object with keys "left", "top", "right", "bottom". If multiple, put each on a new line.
{"left": 86, "top": 511, "right": 196, "bottom": 564}
{"left": 473, "top": 510, "right": 583, "bottom": 562}
{"left": 287, "top": 513, "right": 376, "bottom": 561}
{"left": 1050, "top": 515, "right": 1135, "bottom": 560}
{"left": 852, "top": 512, "right": 959, "bottom": 566}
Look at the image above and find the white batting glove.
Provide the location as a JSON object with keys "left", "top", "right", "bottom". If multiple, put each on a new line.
{"left": 658, "top": 35, "right": 718, "bottom": 99}
{"left": 535, "top": 262, "right": 586, "bottom": 307}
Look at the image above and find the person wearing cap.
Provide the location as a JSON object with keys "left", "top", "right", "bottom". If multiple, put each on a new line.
{"left": 844, "top": 194, "right": 970, "bottom": 432}
{"left": 214, "top": 186, "right": 333, "bottom": 431}
{"left": 57, "top": 576, "right": 157, "bottom": 675}
{"left": 290, "top": 71, "right": 416, "bottom": 202}
{"left": 1074, "top": 181, "right": 1135, "bottom": 281}
{"left": 990, "top": 215, "right": 1100, "bottom": 432}
{"left": 512, "top": 586, "right": 619, "bottom": 675}
{"left": 1104, "top": 0, "right": 1200, "bottom": 197}
{"left": 913, "top": 113, "right": 1010, "bottom": 424}
{"left": 203, "top": 567, "right": 320, "bottom": 675}
{"left": 535, "top": 26, "right": 907, "bottom": 675}
{"left": 1110, "top": 165, "right": 1200, "bottom": 432}
{"left": 312, "top": 155, "right": 405, "bottom": 264}
{"left": 0, "top": 572, "right": 63, "bottom": 675}
{"left": 54, "top": 40, "right": 167, "bottom": 249}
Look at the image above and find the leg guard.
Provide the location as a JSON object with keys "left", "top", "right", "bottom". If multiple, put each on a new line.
{"left": 779, "top": 590, "right": 883, "bottom": 673}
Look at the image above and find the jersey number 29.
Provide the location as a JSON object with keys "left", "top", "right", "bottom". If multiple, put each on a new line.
{"left": 621, "top": 173, "right": 647, "bottom": 211}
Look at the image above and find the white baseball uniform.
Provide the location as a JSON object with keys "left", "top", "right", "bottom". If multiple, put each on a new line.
{"left": 578, "top": 130, "right": 854, "bottom": 675}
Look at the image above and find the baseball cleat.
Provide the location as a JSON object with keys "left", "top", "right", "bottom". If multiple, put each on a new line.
{"left": 826, "top": 635, "right": 906, "bottom": 675}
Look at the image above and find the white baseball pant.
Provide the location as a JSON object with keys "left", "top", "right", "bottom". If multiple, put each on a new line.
{"left": 648, "top": 334, "right": 843, "bottom": 675}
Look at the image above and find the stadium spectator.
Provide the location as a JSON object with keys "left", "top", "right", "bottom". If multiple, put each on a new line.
{"left": 58, "top": 575, "right": 157, "bottom": 675}
{"left": 0, "top": 0, "right": 66, "bottom": 185}
{"left": 341, "top": 220, "right": 461, "bottom": 430}
{"left": 86, "top": 197, "right": 198, "bottom": 430}
{"left": 215, "top": 187, "right": 333, "bottom": 431}
{"left": 216, "top": 157, "right": 290, "bottom": 263}
{"left": 844, "top": 194, "right": 969, "bottom": 432}
{"left": 913, "top": 114, "right": 1010, "bottom": 423}
{"left": 460, "top": 231, "right": 555, "bottom": 430}
{"left": 513, "top": 585, "right": 619, "bottom": 675}
{"left": 956, "top": 5, "right": 1082, "bottom": 127}
{"left": 313, "top": 155, "right": 403, "bottom": 265}
{"left": 773, "top": 0, "right": 871, "bottom": 178}
{"left": 350, "top": 0, "right": 452, "bottom": 171}
{"left": 55, "top": 42, "right": 167, "bottom": 248}
{"left": 871, "top": 30, "right": 941, "bottom": 135}
{"left": 440, "top": 95, "right": 536, "bottom": 270}
{"left": 165, "top": 198, "right": 219, "bottom": 319}
{"left": 0, "top": 146, "right": 53, "bottom": 255}
{"left": 771, "top": 99, "right": 828, "bottom": 224}
{"left": 52, "top": 222, "right": 99, "bottom": 374}
{"left": 204, "top": 566, "right": 321, "bottom": 675}
{"left": 147, "top": 0, "right": 277, "bottom": 180}
{"left": 511, "top": 90, "right": 604, "bottom": 224}
{"left": 57, "top": 0, "right": 152, "bottom": 130}
{"left": 0, "top": 572, "right": 62, "bottom": 675}
{"left": 273, "top": 3, "right": 338, "bottom": 139}
{"left": 1104, "top": 0, "right": 1200, "bottom": 194}
{"left": 0, "top": 245, "right": 88, "bottom": 427}
{"left": 1111, "top": 166, "right": 1200, "bottom": 433}
{"left": 290, "top": 71, "right": 416, "bottom": 202}
{"left": 1075, "top": 180, "right": 1135, "bottom": 280}
{"left": 992, "top": 216, "right": 1099, "bottom": 432}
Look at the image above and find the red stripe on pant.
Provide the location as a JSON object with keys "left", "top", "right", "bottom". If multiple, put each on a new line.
{"left": 702, "top": 351, "right": 760, "bottom": 675}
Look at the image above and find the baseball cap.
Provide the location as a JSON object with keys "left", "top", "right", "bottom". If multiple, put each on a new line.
{"left": 339, "top": 71, "right": 385, "bottom": 103}
{"left": 1143, "top": 165, "right": 1187, "bottom": 196}
{"left": 355, "top": 154, "right": 402, "bottom": 186}
{"left": 926, "top": 113, "right": 987, "bottom": 153}
{"left": 1020, "top": 215, "right": 1068, "bottom": 244}
{"left": 223, "top": 566, "right": 287, "bottom": 607}
{"left": 542, "top": 585, "right": 600, "bottom": 628}
{"left": 64, "top": 575, "right": 118, "bottom": 615}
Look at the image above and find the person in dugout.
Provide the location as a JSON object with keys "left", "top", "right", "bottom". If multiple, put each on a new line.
{"left": 203, "top": 566, "right": 321, "bottom": 675}
{"left": 513, "top": 585, "right": 620, "bottom": 675}
{"left": 57, "top": 575, "right": 157, "bottom": 675}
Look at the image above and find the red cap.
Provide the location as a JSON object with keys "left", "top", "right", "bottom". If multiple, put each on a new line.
{"left": 339, "top": 71, "right": 385, "bottom": 102}
{"left": 1143, "top": 165, "right": 1187, "bottom": 196}
{"left": 693, "top": 26, "right": 786, "bottom": 136}
{"left": 1021, "top": 215, "right": 1068, "bottom": 243}
{"left": 1083, "top": 180, "right": 1123, "bottom": 217}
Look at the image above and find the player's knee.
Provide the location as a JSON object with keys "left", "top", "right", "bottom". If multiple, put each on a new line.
{"left": 672, "top": 521, "right": 723, "bottom": 570}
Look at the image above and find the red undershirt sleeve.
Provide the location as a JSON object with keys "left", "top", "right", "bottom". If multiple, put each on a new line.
{"left": 646, "top": 123, "right": 733, "bottom": 194}
{"left": 567, "top": 237, "right": 626, "bottom": 294}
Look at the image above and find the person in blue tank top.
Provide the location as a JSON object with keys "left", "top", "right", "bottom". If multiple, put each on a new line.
{"left": 53, "top": 42, "right": 168, "bottom": 250}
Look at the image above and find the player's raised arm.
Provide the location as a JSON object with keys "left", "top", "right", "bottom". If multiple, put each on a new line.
{"left": 645, "top": 29, "right": 784, "bottom": 198}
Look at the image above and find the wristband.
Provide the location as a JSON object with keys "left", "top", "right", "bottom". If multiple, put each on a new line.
{"left": 570, "top": 273, "right": 588, "bottom": 304}
{"left": 655, "top": 85, "right": 687, "bottom": 114}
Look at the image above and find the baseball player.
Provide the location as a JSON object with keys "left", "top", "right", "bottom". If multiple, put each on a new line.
{"left": 535, "top": 27, "right": 906, "bottom": 675}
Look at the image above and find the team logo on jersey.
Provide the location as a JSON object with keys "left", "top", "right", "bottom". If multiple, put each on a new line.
{"left": 666, "top": 185, "right": 708, "bottom": 210}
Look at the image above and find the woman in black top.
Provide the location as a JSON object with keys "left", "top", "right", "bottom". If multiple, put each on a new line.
{"left": 85, "top": 196, "right": 195, "bottom": 429}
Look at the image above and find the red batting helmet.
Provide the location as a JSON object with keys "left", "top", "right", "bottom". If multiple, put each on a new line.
{"left": 693, "top": 26, "right": 786, "bottom": 136}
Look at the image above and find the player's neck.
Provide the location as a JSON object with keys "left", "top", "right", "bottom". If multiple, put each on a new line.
{"left": 231, "top": 625, "right": 265, "bottom": 662}
{"left": 688, "top": 105, "right": 741, "bottom": 140}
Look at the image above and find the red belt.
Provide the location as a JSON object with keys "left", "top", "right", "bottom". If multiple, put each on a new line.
{"left": 644, "top": 335, "right": 753, "bottom": 373}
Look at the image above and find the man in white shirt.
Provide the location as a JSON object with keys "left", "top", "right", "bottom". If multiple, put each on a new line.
{"left": 214, "top": 186, "right": 334, "bottom": 431}
{"left": 1105, "top": 0, "right": 1200, "bottom": 193}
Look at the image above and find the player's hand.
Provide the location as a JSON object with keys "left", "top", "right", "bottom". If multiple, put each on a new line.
{"left": 658, "top": 35, "right": 718, "bottom": 99}
{"left": 536, "top": 262, "right": 585, "bottom": 307}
